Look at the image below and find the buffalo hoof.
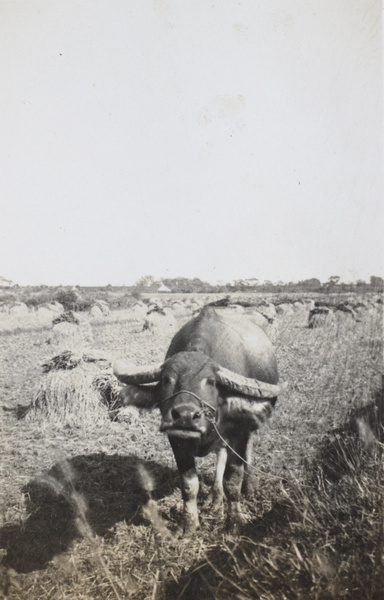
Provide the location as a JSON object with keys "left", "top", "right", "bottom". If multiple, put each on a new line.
{"left": 206, "top": 490, "right": 224, "bottom": 513}
{"left": 225, "top": 502, "right": 251, "bottom": 534}
{"left": 182, "top": 512, "right": 200, "bottom": 536}
{"left": 241, "top": 480, "right": 254, "bottom": 500}
{"left": 170, "top": 502, "right": 200, "bottom": 535}
{"left": 205, "top": 501, "right": 224, "bottom": 526}
{"left": 175, "top": 520, "right": 199, "bottom": 539}
{"left": 210, "top": 503, "right": 225, "bottom": 521}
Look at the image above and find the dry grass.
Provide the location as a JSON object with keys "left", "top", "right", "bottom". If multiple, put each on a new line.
{"left": 0, "top": 310, "right": 53, "bottom": 335}
{"left": 92, "top": 369, "right": 122, "bottom": 411}
{"left": 0, "top": 298, "right": 382, "bottom": 599}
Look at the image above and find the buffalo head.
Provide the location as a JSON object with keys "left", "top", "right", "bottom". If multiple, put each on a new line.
{"left": 114, "top": 351, "right": 281, "bottom": 447}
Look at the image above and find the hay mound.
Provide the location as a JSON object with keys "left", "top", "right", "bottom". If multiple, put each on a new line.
{"left": 94, "top": 300, "right": 110, "bottom": 316}
{"left": 26, "top": 351, "right": 113, "bottom": 426}
{"left": 49, "top": 322, "right": 86, "bottom": 349}
{"left": 308, "top": 307, "right": 335, "bottom": 328}
{"left": 142, "top": 311, "right": 176, "bottom": 333}
{"left": 90, "top": 305, "right": 103, "bottom": 318}
{"left": 48, "top": 315, "right": 94, "bottom": 349}
{"left": 45, "top": 301, "right": 64, "bottom": 313}
{"left": 335, "top": 303, "right": 358, "bottom": 321}
{"left": 9, "top": 302, "right": 29, "bottom": 316}
{"left": 35, "top": 306, "right": 55, "bottom": 323}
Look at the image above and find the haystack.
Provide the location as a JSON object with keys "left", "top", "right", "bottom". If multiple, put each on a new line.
{"left": 45, "top": 302, "right": 64, "bottom": 313}
{"left": 142, "top": 311, "right": 176, "bottom": 333}
{"left": 292, "top": 301, "right": 306, "bottom": 313}
{"left": 9, "top": 302, "right": 29, "bottom": 317}
{"left": 170, "top": 301, "right": 188, "bottom": 316}
{"left": 258, "top": 302, "right": 277, "bottom": 319}
{"left": 26, "top": 351, "right": 119, "bottom": 426}
{"left": 48, "top": 311, "right": 94, "bottom": 349}
{"left": 334, "top": 303, "right": 358, "bottom": 322}
{"left": 94, "top": 299, "right": 110, "bottom": 316}
{"left": 275, "top": 303, "right": 293, "bottom": 315}
{"left": 49, "top": 322, "right": 87, "bottom": 348}
{"left": 308, "top": 306, "right": 336, "bottom": 328}
{"left": 90, "top": 305, "right": 103, "bottom": 318}
{"left": 132, "top": 301, "right": 147, "bottom": 314}
{"left": 35, "top": 306, "right": 55, "bottom": 325}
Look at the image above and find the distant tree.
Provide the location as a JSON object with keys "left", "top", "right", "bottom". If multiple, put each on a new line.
{"left": 370, "top": 276, "right": 384, "bottom": 292}
{"left": 130, "top": 289, "right": 142, "bottom": 301}
{"left": 135, "top": 275, "right": 155, "bottom": 289}
{"left": 55, "top": 289, "right": 80, "bottom": 311}
{"left": 301, "top": 278, "right": 321, "bottom": 291}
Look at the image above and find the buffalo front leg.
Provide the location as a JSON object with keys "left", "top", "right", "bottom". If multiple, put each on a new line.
{"left": 169, "top": 437, "right": 200, "bottom": 533}
{"left": 242, "top": 434, "right": 254, "bottom": 498}
{"left": 208, "top": 445, "right": 227, "bottom": 512}
{"left": 223, "top": 434, "right": 251, "bottom": 531}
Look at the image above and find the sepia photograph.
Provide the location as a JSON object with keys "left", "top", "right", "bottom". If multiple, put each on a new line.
{"left": 0, "top": 1, "right": 383, "bottom": 598}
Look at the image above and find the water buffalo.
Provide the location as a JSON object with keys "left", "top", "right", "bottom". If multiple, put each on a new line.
{"left": 114, "top": 307, "right": 284, "bottom": 532}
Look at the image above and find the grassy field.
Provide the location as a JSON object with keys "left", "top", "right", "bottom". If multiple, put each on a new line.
{"left": 0, "top": 300, "right": 382, "bottom": 599}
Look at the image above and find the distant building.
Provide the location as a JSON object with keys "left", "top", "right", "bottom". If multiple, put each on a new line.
{"left": 157, "top": 283, "right": 171, "bottom": 293}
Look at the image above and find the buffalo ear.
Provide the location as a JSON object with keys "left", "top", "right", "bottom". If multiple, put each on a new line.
{"left": 119, "top": 384, "right": 157, "bottom": 409}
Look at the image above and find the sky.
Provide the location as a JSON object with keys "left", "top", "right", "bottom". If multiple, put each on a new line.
{"left": 1, "top": 0, "right": 382, "bottom": 286}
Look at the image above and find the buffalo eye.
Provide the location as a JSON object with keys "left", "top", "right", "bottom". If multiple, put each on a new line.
{"left": 162, "top": 374, "right": 174, "bottom": 386}
{"left": 205, "top": 377, "right": 216, "bottom": 387}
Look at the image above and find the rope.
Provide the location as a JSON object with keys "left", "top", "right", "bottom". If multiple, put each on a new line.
{"left": 163, "top": 389, "right": 284, "bottom": 480}
{"left": 210, "top": 418, "right": 287, "bottom": 481}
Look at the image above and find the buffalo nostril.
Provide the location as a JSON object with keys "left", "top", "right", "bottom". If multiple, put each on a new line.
{"left": 171, "top": 408, "right": 180, "bottom": 421}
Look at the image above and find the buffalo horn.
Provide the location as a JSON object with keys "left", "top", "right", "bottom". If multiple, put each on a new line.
{"left": 216, "top": 366, "right": 281, "bottom": 398}
{"left": 113, "top": 360, "right": 163, "bottom": 384}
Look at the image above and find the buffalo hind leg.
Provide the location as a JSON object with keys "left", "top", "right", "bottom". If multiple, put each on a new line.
{"left": 242, "top": 434, "right": 254, "bottom": 498}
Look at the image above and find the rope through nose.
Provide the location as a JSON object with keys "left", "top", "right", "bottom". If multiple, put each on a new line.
{"left": 163, "top": 389, "right": 217, "bottom": 416}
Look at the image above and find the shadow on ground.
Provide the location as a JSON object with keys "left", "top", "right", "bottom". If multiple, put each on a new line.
{"left": 164, "top": 501, "right": 294, "bottom": 600}
{"left": 0, "top": 453, "right": 176, "bottom": 573}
